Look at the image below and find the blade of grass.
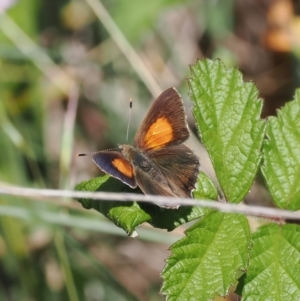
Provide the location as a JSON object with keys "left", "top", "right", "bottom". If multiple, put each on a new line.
{"left": 0, "top": 12, "right": 76, "bottom": 95}
{"left": 55, "top": 231, "right": 80, "bottom": 301}
{"left": 59, "top": 85, "right": 79, "bottom": 189}
{"left": 85, "top": 0, "right": 162, "bottom": 97}
{"left": 0, "top": 204, "right": 180, "bottom": 244}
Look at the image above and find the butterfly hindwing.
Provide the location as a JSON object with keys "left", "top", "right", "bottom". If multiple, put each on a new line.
{"left": 147, "top": 144, "right": 200, "bottom": 198}
{"left": 134, "top": 167, "right": 178, "bottom": 197}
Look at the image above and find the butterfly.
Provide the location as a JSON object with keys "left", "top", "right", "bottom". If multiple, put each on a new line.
{"left": 82, "top": 87, "right": 200, "bottom": 206}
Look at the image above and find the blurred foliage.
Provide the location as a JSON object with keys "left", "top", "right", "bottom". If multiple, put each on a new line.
{"left": 0, "top": 0, "right": 299, "bottom": 300}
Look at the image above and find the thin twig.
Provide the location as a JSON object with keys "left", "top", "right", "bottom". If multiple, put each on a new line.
{"left": 0, "top": 185, "right": 299, "bottom": 220}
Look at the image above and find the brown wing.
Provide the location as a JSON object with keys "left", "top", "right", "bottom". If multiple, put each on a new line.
{"left": 134, "top": 167, "right": 178, "bottom": 197}
{"left": 93, "top": 151, "right": 137, "bottom": 188}
{"left": 133, "top": 160, "right": 181, "bottom": 208}
{"left": 134, "top": 87, "right": 190, "bottom": 151}
{"left": 146, "top": 144, "right": 200, "bottom": 198}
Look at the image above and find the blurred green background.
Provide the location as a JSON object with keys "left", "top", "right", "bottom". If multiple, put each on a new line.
{"left": 0, "top": 0, "right": 299, "bottom": 300}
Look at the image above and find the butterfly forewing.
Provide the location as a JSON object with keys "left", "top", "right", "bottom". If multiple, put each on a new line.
{"left": 134, "top": 87, "right": 189, "bottom": 151}
{"left": 93, "top": 151, "right": 137, "bottom": 188}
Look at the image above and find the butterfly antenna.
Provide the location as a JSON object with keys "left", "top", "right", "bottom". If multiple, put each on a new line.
{"left": 77, "top": 148, "right": 119, "bottom": 157}
{"left": 126, "top": 98, "right": 133, "bottom": 142}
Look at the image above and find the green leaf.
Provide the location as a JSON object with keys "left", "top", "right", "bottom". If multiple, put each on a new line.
{"left": 75, "top": 176, "right": 208, "bottom": 234}
{"left": 261, "top": 89, "right": 300, "bottom": 210}
{"left": 161, "top": 211, "right": 250, "bottom": 301}
{"left": 142, "top": 204, "right": 207, "bottom": 231}
{"left": 242, "top": 223, "right": 300, "bottom": 301}
{"left": 189, "top": 59, "right": 266, "bottom": 203}
{"left": 75, "top": 175, "right": 111, "bottom": 209}
{"left": 75, "top": 176, "right": 151, "bottom": 236}
{"left": 193, "top": 171, "right": 218, "bottom": 200}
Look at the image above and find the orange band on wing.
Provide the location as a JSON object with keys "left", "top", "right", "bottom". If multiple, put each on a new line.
{"left": 112, "top": 158, "right": 133, "bottom": 178}
{"left": 144, "top": 117, "right": 173, "bottom": 150}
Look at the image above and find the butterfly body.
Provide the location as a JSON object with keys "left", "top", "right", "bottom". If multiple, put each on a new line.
{"left": 120, "top": 145, "right": 151, "bottom": 174}
{"left": 91, "top": 87, "right": 200, "bottom": 206}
